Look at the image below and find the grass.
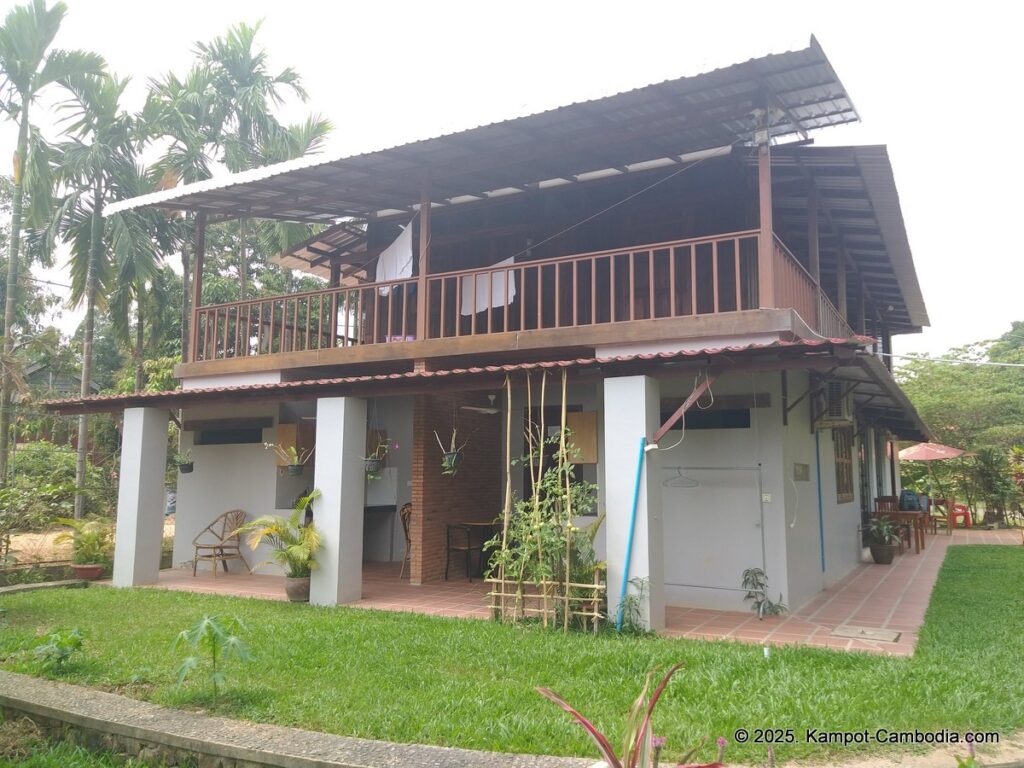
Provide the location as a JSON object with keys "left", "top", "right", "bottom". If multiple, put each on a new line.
{"left": 0, "top": 546, "right": 1022, "bottom": 765}
{"left": 0, "top": 718, "right": 150, "bottom": 767}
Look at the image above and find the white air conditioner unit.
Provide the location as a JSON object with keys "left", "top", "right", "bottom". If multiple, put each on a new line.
{"left": 814, "top": 381, "right": 853, "bottom": 429}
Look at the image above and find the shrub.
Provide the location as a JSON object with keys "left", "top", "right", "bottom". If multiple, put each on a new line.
{"left": 173, "top": 615, "right": 251, "bottom": 704}
{"left": 33, "top": 628, "right": 84, "bottom": 672}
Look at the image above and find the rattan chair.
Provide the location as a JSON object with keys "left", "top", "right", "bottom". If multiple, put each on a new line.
{"left": 192, "top": 509, "right": 250, "bottom": 577}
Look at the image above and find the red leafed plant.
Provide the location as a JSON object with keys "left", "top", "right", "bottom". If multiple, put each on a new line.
{"left": 537, "top": 662, "right": 725, "bottom": 768}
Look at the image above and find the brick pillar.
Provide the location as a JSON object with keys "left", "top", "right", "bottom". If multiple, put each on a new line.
{"left": 410, "top": 392, "right": 502, "bottom": 584}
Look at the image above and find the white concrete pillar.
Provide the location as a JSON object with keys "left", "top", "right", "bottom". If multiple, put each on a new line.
{"left": 113, "top": 407, "right": 170, "bottom": 587}
{"left": 602, "top": 376, "right": 664, "bottom": 631}
{"left": 310, "top": 396, "right": 366, "bottom": 606}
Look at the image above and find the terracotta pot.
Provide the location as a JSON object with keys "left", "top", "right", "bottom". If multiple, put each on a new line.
{"left": 869, "top": 542, "right": 899, "bottom": 564}
{"left": 71, "top": 564, "right": 105, "bottom": 580}
{"left": 284, "top": 576, "right": 311, "bottom": 602}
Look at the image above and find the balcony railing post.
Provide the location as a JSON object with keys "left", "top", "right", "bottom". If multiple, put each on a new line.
{"left": 416, "top": 184, "right": 431, "bottom": 341}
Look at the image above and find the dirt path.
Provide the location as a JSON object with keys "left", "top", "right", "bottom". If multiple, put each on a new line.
{"left": 7, "top": 518, "right": 176, "bottom": 563}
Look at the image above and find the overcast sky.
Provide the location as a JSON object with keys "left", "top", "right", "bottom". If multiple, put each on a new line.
{"left": 1, "top": 0, "right": 1019, "bottom": 358}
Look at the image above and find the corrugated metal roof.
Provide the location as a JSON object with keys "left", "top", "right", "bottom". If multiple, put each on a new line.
{"left": 766, "top": 145, "right": 928, "bottom": 333}
{"left": 106, "top": 36, "right": 857, "bottom": 222}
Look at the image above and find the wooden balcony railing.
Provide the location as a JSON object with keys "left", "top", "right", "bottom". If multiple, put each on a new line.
{"left": 190, "top": 229, "right": 853, "bottom": 363}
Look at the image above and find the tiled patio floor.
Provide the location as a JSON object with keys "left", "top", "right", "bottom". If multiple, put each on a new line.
{"left": 662, "top": 527, "right": 1022, "bottom": 655}
{"left": 150, "top": 527, "right": 1021, "bottom": 654}
{"left": 152, "top": 561, "right": 492, "bottom": 619}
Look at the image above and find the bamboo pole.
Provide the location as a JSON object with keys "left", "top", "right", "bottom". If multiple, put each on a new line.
{"left": 499, "top": 374, "right": 513, "bottom": 619}
{"left": 561, "top": 369, "right": 572, "bottom": 632}
{"left": 538, "top": 371, "right": 547, "bottom": 629}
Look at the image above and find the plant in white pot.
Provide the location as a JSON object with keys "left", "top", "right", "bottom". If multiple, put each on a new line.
{"left": 235, "top": 490, "right": 322, "bottom": 602}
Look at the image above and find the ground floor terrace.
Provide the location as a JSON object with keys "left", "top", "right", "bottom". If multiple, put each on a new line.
{"left": 45, "top": 337, "right": 930, "bottom": 634}
{"left": 143, "top": 528, "right": 1016, "bottom": 655}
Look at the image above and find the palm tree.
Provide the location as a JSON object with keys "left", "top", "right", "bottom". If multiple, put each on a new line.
{"left": 0, "top": 0, "right": 103, "bottom": 483}
{"left": 195, "top": 21, "right": 307, "bottom": 301}
{"left": 141, "top": 65, "right": 220, "bottom": 360}
{"left": 108, "top": 165, "right": 174, "bottom": 391}
{"left": 43, "top": 73, "right": 159, "bottom": 516}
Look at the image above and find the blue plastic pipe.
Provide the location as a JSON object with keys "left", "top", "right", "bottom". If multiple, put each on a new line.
{"left": 815, "top": 430, "right": 826, "bottom": 573}
{"left": 616, "top": 436, "right": 647, "bottom": 631}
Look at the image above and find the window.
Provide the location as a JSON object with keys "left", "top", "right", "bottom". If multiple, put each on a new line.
{"left": 834, "top": 427, "right": 854, "bottom": 503}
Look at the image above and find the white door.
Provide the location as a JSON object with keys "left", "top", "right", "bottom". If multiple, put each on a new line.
{"left": 662, "top": 466, "right": 765, "bottom": 608}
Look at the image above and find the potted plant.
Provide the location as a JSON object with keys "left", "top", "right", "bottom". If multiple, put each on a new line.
{"left": 434, "top": 428, "right": 468, "bottom": 477}
{"left": 867, "top": 517, "right": 900, "bottom": 564}
{"left": 235, "top": 490, "right": 322, "bottom": 602}
{"left": 363, "top": 437, "right": 394, "bottom": 481}
{"left": 264, "top": 442, "right": 314, "bottom": 476}
{"left": 175, "top": 450, "right": 194, "bottom": 474}
{"left": 54, "top": 517, "right": 113, "bottom": 580}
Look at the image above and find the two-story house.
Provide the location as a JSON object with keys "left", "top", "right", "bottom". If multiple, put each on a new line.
{"left": 46, "top": 37, "right": 929, "bottom": 630}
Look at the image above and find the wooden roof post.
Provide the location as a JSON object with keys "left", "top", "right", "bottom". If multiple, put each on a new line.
{"left": 836, "top": 248, "right": 848, "bottom": 321}
{"left": 807, "top": 183, "right": 821, "bottom": 285}
{"left": 416, "top": 180, "right": 431, "bottom": 341}
{"left": 189, "top": 212, "right": 206, "bottom": 363}
{"left": 756, "top": 113, "right": 775, "bottom": 308}
{"left": 857, "top": 277, "right": 867, "bottom": 335}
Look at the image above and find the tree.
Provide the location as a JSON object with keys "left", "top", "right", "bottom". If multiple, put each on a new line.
{"left": 0, "top": 0, "right": 103, "bottom": 483}
{"left": 195, "top": 21, "right": 307, "bottom": 302}
{"left": 141, "top": 65, "right": 220, "bottom": 360}
{"left": 42, "top": 73, "right": 159, "bottom": 516}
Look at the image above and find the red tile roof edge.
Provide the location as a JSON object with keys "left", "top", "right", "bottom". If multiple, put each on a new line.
{"left": 41, "top": 336, "right": 871, "bottom": 411}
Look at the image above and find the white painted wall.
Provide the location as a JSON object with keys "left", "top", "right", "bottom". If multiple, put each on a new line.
{"left": 181, "top": 371, "right": 282, "bottom": 390}
{"left": 656, "top": 371, "right": 787, "bottom": 611}
{"left": 780, "top": 370, "right": 863, "bottom": 611}
{"left": 174, "top": 403, "right": 307, "bottom": 575}
{"left": 363, "top": 396, "right": 413, "bottom": 562}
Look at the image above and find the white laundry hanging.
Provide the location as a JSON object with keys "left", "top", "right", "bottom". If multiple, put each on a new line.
{"left": 376, "top": 220, "right": 414, "bottom": 296}
{"left": 460, "top": 257, "right": 516, "bottom": 315}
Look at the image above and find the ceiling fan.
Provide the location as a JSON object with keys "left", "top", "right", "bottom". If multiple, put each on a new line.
{"left": 461, "top": 393, "right": 501, "bottom": 415}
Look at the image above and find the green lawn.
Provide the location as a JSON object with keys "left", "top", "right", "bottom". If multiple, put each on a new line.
{"left": 1, "top": 546, "right": 1022, "bottom": 765}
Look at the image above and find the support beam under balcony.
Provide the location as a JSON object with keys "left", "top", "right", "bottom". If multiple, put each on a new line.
{"left": 189, "top": 213, "right": 206, "bottom": 363}
{"left": 757, "top": 136, "right": 775, "bottom": 308}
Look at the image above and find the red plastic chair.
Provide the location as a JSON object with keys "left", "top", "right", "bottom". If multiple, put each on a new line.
{"left": 951, "top": 502, "right": 972, "bottom": 529}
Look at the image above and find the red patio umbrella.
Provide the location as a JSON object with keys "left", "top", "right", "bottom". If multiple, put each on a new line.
{"left": 898, "top": 442, "right": 966, "bottom": 461}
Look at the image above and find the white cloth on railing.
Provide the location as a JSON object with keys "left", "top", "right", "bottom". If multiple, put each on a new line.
{"left": 460, "top": 257, "right": 517, "bottom": 316}
{"left": 377, "top": 220, "right": 414, "bottom": 296}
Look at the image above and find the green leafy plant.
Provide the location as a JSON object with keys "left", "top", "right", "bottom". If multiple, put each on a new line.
{"left": 866, "top": 516, "right": 899, "bottom": 545}
{"left": 618, "top": 577, "right": 651, "bottom": 635}
{"left": 173, "top": 449, "right": 192, "bottom": 465}
{"left": 537, "top": 662, "right": 706, "bottom": 768}
{"left": 263, "top": 441, "right": 314, "bottom": 467}
{"left": 235, "top": 489, "right": 322, "bottom": 577}
{"left": 363, "top": 437, "right": 394, "bottom": 481}
{"left": 741, "top": 567, "right": 787, "bottom": 619}
{"left": 434, "top": 428, "right": 469, "bottom": 476}
{"left": 173, "top": 615, "right": 251, "bottom": 703}
{"left": 53, "top": 517, "right": 113, "bottom": 565}
{"left": 33, "top": 628, "right": 84, "bottom": 672}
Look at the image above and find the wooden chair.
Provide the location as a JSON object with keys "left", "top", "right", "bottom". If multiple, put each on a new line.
{"left": 192, "top": 509, "right": 250, "bottom": 577}
{"left": 930, "top": 498, "right": 950, "bottom": 534}
{"left": 445, "top": 524, "right": 482, "bottom": 582}
{"left": 399, "top": 503, "right": 412, "bottom": 579}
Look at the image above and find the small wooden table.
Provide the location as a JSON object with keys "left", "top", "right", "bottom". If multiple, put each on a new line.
{"left": 885, "top": 511, "right": 927, "bottom": 554}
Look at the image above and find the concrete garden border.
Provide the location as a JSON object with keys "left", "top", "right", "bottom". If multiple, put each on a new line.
{"left": 0, "top": 671, "right": 589, "bottom": 768}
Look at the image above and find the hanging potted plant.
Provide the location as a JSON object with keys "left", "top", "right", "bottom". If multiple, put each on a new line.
{"left": 867, "top": 517, "right": 900, "bottom": 564}
{"left": 362, "top": 437, "right": 394, "bottom": 481}
{"left": 264, "top": 442, "right": 315, "bottom": 476}
{"left": 434, "top": 428, "right": 469, "bottom": 477}
{"left": 235, "top": 490, "right": 322, "bottom": 602}
{"left": 175, "top": 450, "right": 194, "bottom": 474}
{"left": 54, "top": 517, "right": 113, "bottom": 580}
